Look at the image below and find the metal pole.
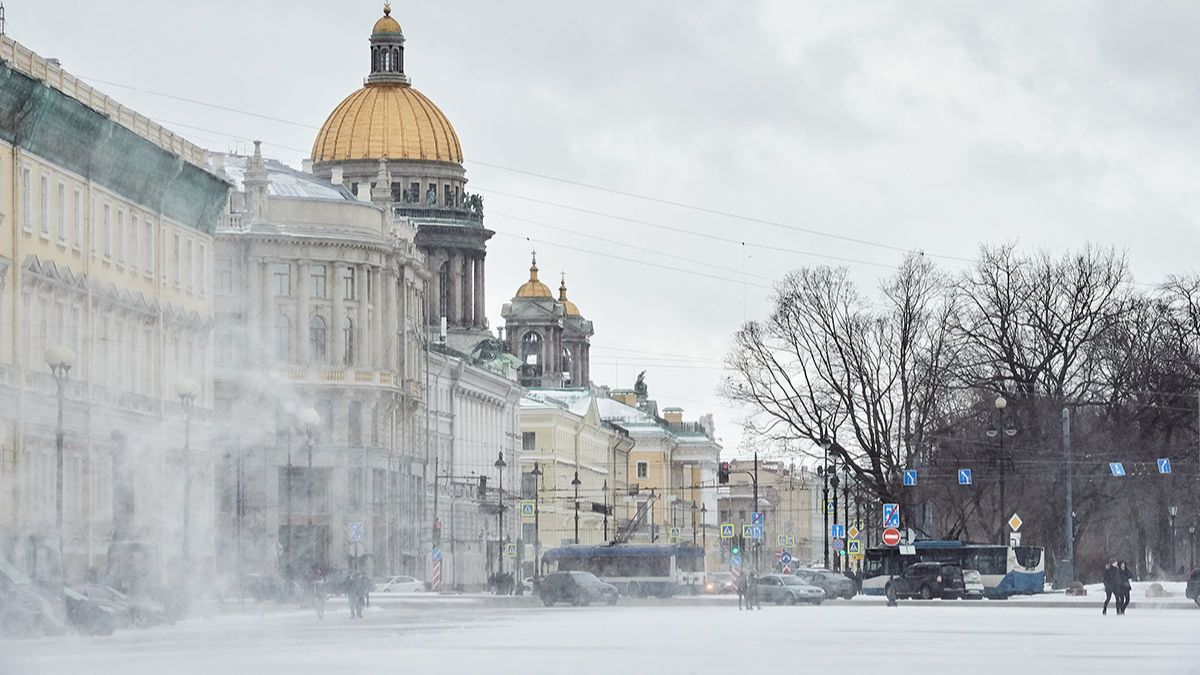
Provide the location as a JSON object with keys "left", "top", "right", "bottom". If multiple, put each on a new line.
{"left": 832, "top": 473, "right": 839, "bottom": 571}
{"left": 285, "top": 430, "right": 293, "bottom": 578}
{"left": 306, "top": 428, "right": 314, "bottom": 574}
{"left": 603, "top": 480, "right": 609, "bottom": 542}
{"left": 53, "top": 368, "right": 66, "bottom": 583}
{"left": 534, "top": 476, "right": 541, "bottom": 580}
{"left": 182, "top": 401, "right": 192, "bottom": 566}
{"left": 573, "top": 475, "right": 580, "bottom": 545}
{"left": 822, "top": 448, "right": 829, "bottom": 569}
{"left": 692, "top": 504, "right": 697, "bottom": 545}
{"left": 753, "top": 452, "right": 759, "bottom": 571}
{"left": 1063, "top": 407, "right": 1074, "bottom": 583}
{"left": 497, "top": 459, "right": 504, "bottom": 577}
{"left": 999, "top": 420, "right": 1006, "bottom": 546}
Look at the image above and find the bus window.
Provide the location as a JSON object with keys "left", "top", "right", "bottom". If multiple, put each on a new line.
{"left": 962, "top": 548, "right": 1006, "bottom": 575}
{"left": 1014, "top": 546, "right": 1042, "bottom": 569}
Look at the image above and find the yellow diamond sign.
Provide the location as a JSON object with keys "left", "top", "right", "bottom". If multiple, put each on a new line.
{"left": 847, "top": 525, "right": 860, "bottom": 540}
{"left": 1008, "top": 513, "right": 1022, "bottom": 532}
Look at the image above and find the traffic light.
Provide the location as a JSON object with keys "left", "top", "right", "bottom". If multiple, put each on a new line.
{"left": 718, "top": 462, "right": 730, "bottom": 484}
{"left": 732, "top": 543, "right": 740, "bottom": 555}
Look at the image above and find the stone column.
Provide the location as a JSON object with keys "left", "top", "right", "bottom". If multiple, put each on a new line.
{"left": 428, "top": 252, "right": 441, "bottom": 323}
{"left": 332, "top": 264, "right": 345, "bottom": 368}
{"left": 356, "top": 265, "right": 369, "bottom": 368}
{"left": 449, "top": 252, "right": 463, "bottom": 329}
{"left": 260, "top": 260, "right": 274, "bottom": 364}
{"left": 473, "top": 256, "right": 485, "bottom": 329}
{"left": 371, "top": 267, "right": 383, "bottom": 368}
{"left": 296, "top": 261, "right": 309, "bottom": 365}
{"left": 462, "top": 255, "right": 474, "bottom": 328}
{"left": 385, "top": 268, "right": 398, "bottom": 371}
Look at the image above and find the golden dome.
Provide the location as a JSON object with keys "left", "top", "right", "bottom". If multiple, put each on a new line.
{"left": 558, "top": 275, "right": 581, "bottom": 316}
{"left": 516, "top": 255, "right": 553, "bottom": 299}
{"left": 311, "top": 84, "right": 463, "bottom": 164}
{"left": 373, "top": 3, "right": 402, "bottom": 34}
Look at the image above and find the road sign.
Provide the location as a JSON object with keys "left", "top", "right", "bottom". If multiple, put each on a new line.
{"left": 751, "top": 511, "right": 764, "bottom": 525}
{"left": 506, "top": 542, "right": 518, "bottom": 558}
{"left": 830, "top": 524, "right": 845, "bottom": 539}
{"left": 780, "top": 551, "right": 793, "bottom": 566}
{"left": 847, "top": 539, "right": 861, "bottom": 554}
{"left": 832, "top": 538, "right": 845, "bottom": 552}
{"left": 847, "top": 525, "right": 860, "bottom": 540}
{"left": 520, "top": 500, "right": 536, "bottom": 521}
{"left": 785, "top": 535, "right": 796, "bottom": 547}
{"left": 432, "top": 547, "right": 442, "bottom": 561}
{"left": 1009, "top": 532, "right": 1022, "bottom": 547}
{"left": 781, "top": 564, "right": 792, "bottom": 574}
{"left": 882, "top": 503, "right": 900, "bottom": 529}
{"left": 825, "top": 500, "right": 835, "bottom": 515}
{"left": 882, "top": 528, "right": 901, "bottom": 546}
{"left": 1008, "top": 513, "right": 1023, "bottom": 531}
{"left": 720, "top": 523, "right": 735, "bottom": 539}
{"left": 731, "top": 553, "right": 743, "bottom": 567}
{"left": 777, "top": 535, "right": 788, "bottom": 547}
{"left": 743, "top": 524, "right": 754, "bottom": 539}
{"left": 899, "top": 544, "right": 916, "bottom": 556}
{"left": 349, "top": 521, "right": 364, "bottom": 543}
{"left": 669, "top": 526, "right": 681, "bottom": 542}
{"left": 903, "top": 470, "right": 918, "bottom": 486}
{"left": 1109, "top": 462, "right": 1126, "bottom": 477}
{"left": 958, "top": 468, "right": 972, "bottom": 485}
{"left": 750, "top": 524, "right": 764, "bottom": 540}
{"left": 1158, "top": 458, "right": 1172, "bottom": 475}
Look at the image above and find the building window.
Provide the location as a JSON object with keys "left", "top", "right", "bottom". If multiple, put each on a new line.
{"left": 348, "top": 468, "right": 363, "bottom": 511}
{"left": 185, "top": 239, "right": 193, "bottom": 290}
{"left": 172, "top": 233, "right": 181, "bottom": 286}
{"left": 199, "top": 243, "right": 207, "bottom": 295}
{"left": 310, "top": 265, "right": 326, "bottom": 299}
{"left": 273, "top": 263, "right": 291, "bottom": 296}
{"left": 341, "top": 266, "right": 355, "bottom": 300}
{"left": 522, "top": 432, "right": 535, "bottom": 451}
{"left": 521, "top": 472, "right": 537, "bottom": 499}
{"left": 116, "top": 210, "right": 125, "bottom": 265}
{"left": 102, "top": 204, "right": 111, "bottom": 258}
{"left": 39, "top": 175, "right": 49, "bottom": 236}
{"left": 348, "top": 401, "right": 362, "bottom": 447}
{"left": 342, "top": 317, "right": 354, "bottom": 366}
{"left": 274, "top": 314, "right": 290, "bottom": 362}
{"left": 130, "top": 214, "right": 139, "bottom": 270}
{"left": 308, "top": 314, "right": 327, "bottom": 363}
{"left": 56, "top": 183, "right": 66, "bottom": 242}
{"left": 20, "top": 168, "right": 31, "bottom": 232}
{"left": 214, "top": 258, "right": 233, "bottom": 295}
{"left": 636, "top": 462, "right": 649, "bottom": 480}
{"left": 72, "top": 189, "right": 82, "bottom": 250}
{"left": 144, "top": 220, "right": 155, "bottom": 273}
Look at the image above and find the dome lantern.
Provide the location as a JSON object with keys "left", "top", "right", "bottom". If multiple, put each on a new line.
{"left": 558, "top": 272, "right": 581, "bottom": 316}
{"left": 368, "top": 2, "right": 408, "bottom": 85}
{"left": 516, "top": 251, "right": 552, "bottom": 299}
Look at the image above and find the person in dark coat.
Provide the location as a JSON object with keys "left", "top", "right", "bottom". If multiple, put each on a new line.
{"left": 1116, "top": 561, "right": 1133, "bottom": 615}
{"left": 746, "top": 573, "right": 761, "bottom": 610}
{"left": 735, "top": 573, "right": 747, "bottom": 611}
{"left": 1102, "top": 561, "right": 1119, "bottom": 615}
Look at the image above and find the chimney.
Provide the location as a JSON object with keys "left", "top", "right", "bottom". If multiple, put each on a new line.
{"left": 331, "top": 166, "right": 344, "bottom": 186}
{"left": 302, "top": 158, "right": 313, "bottom": 174}
{"left": 663, "top": 407, "right": 684, "bottom": 425}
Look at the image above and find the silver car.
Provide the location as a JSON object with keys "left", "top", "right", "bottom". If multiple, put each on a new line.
{"left": 962, "top": 569, "right": 985, "bottom": 599}
{"left": 756, "top": 574, "right": 826, "bottom": 605}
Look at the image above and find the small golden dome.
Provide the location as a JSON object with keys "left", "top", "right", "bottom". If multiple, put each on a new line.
{"left": 516, "top": 254, "right": 553, "bottom": 299}
{"left": 311, "top": 84, "right": 463, "bottom": 164}
{"left": 373, "top": 3, "right": 402, "bottom": 34}
{"left": 559, "top": 274, "right": 581, "bottom": 316}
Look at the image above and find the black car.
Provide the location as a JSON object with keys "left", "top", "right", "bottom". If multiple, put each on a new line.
{"left": 886, "top": 562, "right": 966, "bottom": 600}
{"left": 1186, "top": 569, "right": 1200, "bottom": 607}
{"left": 539, "top": 572, "right": 619, "bottom": 607}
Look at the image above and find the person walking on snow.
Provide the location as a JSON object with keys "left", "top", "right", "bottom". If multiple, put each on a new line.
{"left": 1102, "top": 561, "right": 1119, "bottom": 615}
{"left": 1116, "top": 561, "right": 1133, "bottom": 615}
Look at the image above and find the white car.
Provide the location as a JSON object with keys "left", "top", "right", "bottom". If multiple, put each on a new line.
{"left": 373, "top": 575, "right": 425, "bottom": 593}
{"left": 962, "top": 569, "right": 985, "bottom": 599}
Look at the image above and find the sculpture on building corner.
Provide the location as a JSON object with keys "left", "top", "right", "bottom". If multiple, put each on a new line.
{"left": 634, "top": 370, "right": 648, "bottom": 398}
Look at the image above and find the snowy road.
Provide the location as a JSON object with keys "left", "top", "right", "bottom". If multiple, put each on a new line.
{"left": 3, "top": 600, "right": 1196, "bottom": 675}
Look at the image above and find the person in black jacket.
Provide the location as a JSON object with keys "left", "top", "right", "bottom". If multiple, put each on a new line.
{"left": 1116, "top": 561, "right": 1134, "bottom": 614}
{"left": 1102, "top": 561, "right": 1119, "bottom": 615}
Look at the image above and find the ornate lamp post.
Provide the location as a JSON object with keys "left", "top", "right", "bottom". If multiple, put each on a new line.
{"left": 985, "top": 396, "right": 1018, "bottom": 545}
{"left": 830, "top": 471, "right": 840, "bottom": 571}
{"left": 176, "top": 378, "right": 199, "bottom": 567}
{"left": 571, "top": 471, "right": 582, "bottom": 544}
{"left": 298, "top": 407, "right": 320, "bottom": 572}
{"left": 495, "top": 451, "right": 507, "bottom": 576}
{"left": 530, "top": 462, "right": 543, "bottom": 580}
{"left": 45, "top": 345, "right": 75, "bottom": 581}
{"left": 602, "top": 479, "right": 609, "bottom": 542}
{"left": 691, "top": 502, "right": 698, "bottom": 546}
{"left": 818, "top": 438, "right": 832, "bottom": 569}
{"left": 1168, "top": 505, "right": 1179, "bottom": 572}
{"left": 700, "top": 503, "right": 708, "bottom": 572}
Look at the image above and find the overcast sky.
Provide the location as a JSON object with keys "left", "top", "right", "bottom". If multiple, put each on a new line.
{"left": 12, "top": 1, "right": 1200, "bottom": 457}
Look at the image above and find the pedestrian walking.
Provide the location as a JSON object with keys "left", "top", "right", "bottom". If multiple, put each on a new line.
{"left": 312, "top": 572, "right": 327, "bottom": 620}
{"left": 746, "top": 572, "right": 761, "bottom": 610}
{"left": 736, "top": 573, "right": 746, "bottom": 611}
{"left": 886, "top": 574, "right": 898, "bottom": 607}
{"left": 1102, "top": 561, "right": 1119, "bottom": 615}
{"left": 347, "top": 573, "right": 365, "bottom": 619}
{"left": 1116, "top": 561, "right": 1133, "bottom": 615}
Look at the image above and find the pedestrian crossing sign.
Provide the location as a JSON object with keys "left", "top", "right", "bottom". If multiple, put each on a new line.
{"left": 847, "top": 539, "right": 861, "bottom": 554}
{"left": 520, "top": 500, "right": 536, "bottom": 522}
{"left": 506, "top": 542, "right": 518, "bottom": 558}
{"left": 786, "top": 535, "right": 796, "bottom": 547}
{"left": 743, "top": 524, "right": 754, "bottom": 539}
{"left": 825, "top": 500, "right": 835, "bottom": 515}
{"left": 777, "top": 535, "right": 788, "bottom": 547}
{"left": 720, "top": 523, "right": 735, "bottom": 539}
{"left": 669, "top": 526, "right": 681, "bottom": 542}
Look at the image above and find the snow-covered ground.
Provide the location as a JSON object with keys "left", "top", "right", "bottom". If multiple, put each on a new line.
{"left": 3, "top": 599, "right": 1196, "bottom": 674}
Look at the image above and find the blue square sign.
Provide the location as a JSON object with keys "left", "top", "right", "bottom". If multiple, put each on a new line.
{"left": 830, "top": 524, "right": 845, "bottom": 539}
{"left": 1157, "top": 458, "right": 1172, "bottom": 475}
{"left": 903, "top": 470, "right": 918, "bottom": 486}
{"left": 751, "top": 511, "right": 764, "bottom": 525}
{"left": 958, "top": 469, "right": 972, "bottom": 485}
{"left": 882, "top": 503, "right": 900, "bottom": 529}
{"left": 1109, "top": 462, "right": 1125, "bottom": 477}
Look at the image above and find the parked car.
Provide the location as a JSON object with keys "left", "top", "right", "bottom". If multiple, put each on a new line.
{"left": 1186, "top": 569, "right": 1200, "bottom": 607}
{"left": 522, "top": 576, "right": 538, "bottom": 595}
{"left": 886, "top": 562, "right": 966, "bottom": 600}
{"left": 962, "top": 569, "right": 985, "bottom": 599}
{"left": 373, "top": 575, "right": 424, "bottom": 593}
{"left": 794, "top": 569, "right": 855, "bottom": 599}
{"left": 705, "top": 572, "right": 735, "bottom": 595}
{"left": 71, "top": 583, "right": 168, "bottom": 628}
{"left": 538, "top": 572, "right": 619, "bottom": 607}
{"left": 64, "top": 587, "right": 116, "bottom": 636}
{"left": 755, "top": 574, "right": 826, "bottom": 605}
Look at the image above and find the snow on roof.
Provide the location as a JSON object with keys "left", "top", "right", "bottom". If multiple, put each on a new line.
{"left": 217, "top": 154, "right": 354, "bottom": 201}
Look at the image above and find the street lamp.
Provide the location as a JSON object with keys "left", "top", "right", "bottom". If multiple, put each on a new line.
{"left": 45, "top": 345, "right": 75, "bottom": 581}
{"left": 176, "top": 377, "right": 199, "bottom": 567}
{"left": 830, "top": 471, "right": 841, "bottom": 572}
{"left": 571, "top": 471, "right": 582, "bottom": 545}
{"left": 691, "top": 502, "right": 698, "bottom": 546}
{"left": 494, "top": 451, "right": 507, "bottom": 577}
{"left": 1189, "top": 524, "right": 1197, "bottom": 570}
{"left": 298, "top": 407, "right": 320, "bottom": 573}
{"left": 530, "top": 462, "right": 543, "bottom": 580}
{"left": 985, "top": 395, "right": 1017, "bottom": 545}
{"left": 817, "top": 438, "right": 832, "bottom": 570}
{"left": 602, "top": 479, "right": 609, "bottom": 542}
{"left": 700, "top": 503, "right": 708, "bottom": 572}
{"left": 1168, "top": 505, "right": 1179, "bottom": 573}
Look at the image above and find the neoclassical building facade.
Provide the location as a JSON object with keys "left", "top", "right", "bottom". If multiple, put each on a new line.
{"left": 502, "top": 255, "right": 593, "bottom": 388}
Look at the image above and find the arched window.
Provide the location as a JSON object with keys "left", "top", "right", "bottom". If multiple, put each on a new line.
{"left": 274, "top": 314, "right": 290, "bottom": 363}
{"left": 520, "top": 332, "right": 543, "bottom": 381}
{"left": 309, "top": 315, "right": 327, "bottom": 364}
{"left": 343, "top": 317, "right": 355, "bottom": 367}
{"left": 562, "top": 346, "right": 573, "bottom": 385}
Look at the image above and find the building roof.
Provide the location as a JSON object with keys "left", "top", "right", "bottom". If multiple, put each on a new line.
{"left": 216, "top": 154, "right": 354, "bottom": 201}
{"left": 372, "top": 3, "right": 403, "bottom": 34}
{"left": 516, "top": 255, "right": 554, "bottom": 299}
{"left": 312, "top": 84, "right": 462, "bottom": 165}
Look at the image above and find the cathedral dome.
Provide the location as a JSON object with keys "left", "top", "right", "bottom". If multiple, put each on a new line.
{"left": 516, "top": 256, "right": 553, "bottom": 299}
{"left": 311, "top": 5, "right": 463, "bottom": 165}
{"left": 559, "top": 276, "right": 581, "bottom": 316}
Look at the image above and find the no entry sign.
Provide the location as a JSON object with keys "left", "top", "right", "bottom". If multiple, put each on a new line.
{"left": 882, "top": 527, "right": 901, "bottom": 546}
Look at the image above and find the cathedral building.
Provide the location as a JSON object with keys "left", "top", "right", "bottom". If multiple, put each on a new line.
{"left": 501, "top": 254, "right": 593, "bottom": 388}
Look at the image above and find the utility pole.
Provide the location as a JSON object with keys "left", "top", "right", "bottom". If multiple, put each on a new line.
{"left": 1062, "top": 407, "right": 1074, "bottom": 586}
{"left": 753, "top": 452, "right": 759, "bottom": 571}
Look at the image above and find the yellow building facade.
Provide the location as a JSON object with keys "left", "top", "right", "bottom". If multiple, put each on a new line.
{"left": 0, "top": 35, "right": 228, "bottom": 587}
